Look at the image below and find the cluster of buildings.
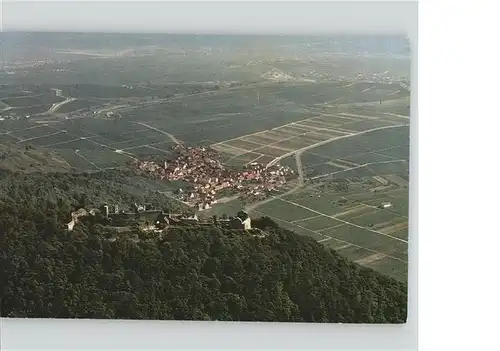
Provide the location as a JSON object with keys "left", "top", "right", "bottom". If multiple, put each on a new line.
{"left": 66, "top": 202, "right": 254, "bottom": 234}
{"left": 233, "top": 162, "right": 293, "bottom": 202}
{"left": 131, "top": 145, "right": 294, "bottom": 210}
{"left": 0, "top": 114, "right": 29, "bottom": 121}
{"left": 337, "top": 72, "right": 408, "bottom": 85}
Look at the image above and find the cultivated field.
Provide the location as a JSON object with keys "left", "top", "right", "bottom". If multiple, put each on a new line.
{"left": 211, "top": 102, "right": 409, "bottom": 171}
{"left": 205, "top": 97, "right": 412, "bottom": 282}
{"left": 248, "top": 180, "right": 409, "bottom": 282}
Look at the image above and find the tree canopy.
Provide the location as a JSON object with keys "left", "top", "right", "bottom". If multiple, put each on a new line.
{"left": 0, "top": 170, "right": 407, "bottom": 323}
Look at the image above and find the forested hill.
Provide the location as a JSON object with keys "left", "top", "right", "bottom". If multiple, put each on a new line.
{"left": 0, "top": 169, "right": 185, "bottom": 214}
{"left": 0, "top": 170, "right": 407, "bottom": 323}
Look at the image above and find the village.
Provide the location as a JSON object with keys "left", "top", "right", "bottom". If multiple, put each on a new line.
{"left": 64, "top": 145, "right": 291, "bottom": 236}
{"left": 130, "top": 145, "right": 295, "bottom": 211}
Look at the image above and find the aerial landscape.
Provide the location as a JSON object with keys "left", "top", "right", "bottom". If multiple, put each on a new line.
{"left": 0, "top": 31, "right": 411, "bottom": 323}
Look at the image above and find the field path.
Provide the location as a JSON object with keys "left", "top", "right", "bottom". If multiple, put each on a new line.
{"left": 355, "top": 253, "right": 386, "bottom": 265}
{"left": 133, "top": 121, "right": 182, "bottom": 145}
{"left": 251, "top": 208, "right": 407, "bottom": 263}
{"left": 310, "top": 159, "right": 407, "bottom": 181}
{"left": 245, "top": 150, "right": 305, "bottom": 212}
{"left": 295, "top": 151, "right": 305, "bottom": 187}
{"left": 280, "top": 198, "right": 408, "bottom": 244}
{"left": 74, "top": 150, "right": 101, "bottom": 171}
{"left": 245, "top": 178, "right": 298, "bottom": 212}
{"left": 383, "top": 112, "right": 410, "bottom": 119}
{"left": 17, "top": 131, "right": 64, "bottom": 143}
{"left": 266, "top": 124, "right": 409, "bottom": 168}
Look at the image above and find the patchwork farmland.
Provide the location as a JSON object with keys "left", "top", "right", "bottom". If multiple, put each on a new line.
{"left": 211, "top": 107, "right": 409, "bottom": 170}
{"left": 0, "top": 30, "right": 414, "bottom": 304}
{"left": 202, "top": 101, "right": 412, "bottom": 282}
{"left": 249, "top": 179, "right": 409, "bottom": 282}
{"left": 1, "top": 78, "right": 410, "bottom": 283}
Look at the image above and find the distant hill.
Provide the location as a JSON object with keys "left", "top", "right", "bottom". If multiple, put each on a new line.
{"left": 0, "top": 142, "right": 73, "bottom": 173}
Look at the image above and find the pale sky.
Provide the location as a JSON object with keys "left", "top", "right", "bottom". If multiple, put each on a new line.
{"left": 1, "top": 1, "right": 417, "bottom": 35}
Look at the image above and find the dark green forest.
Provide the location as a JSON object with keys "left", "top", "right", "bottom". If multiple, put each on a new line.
{"left": 0, "top": 170, "right": 407, "bottom": 323}
{"left": 0, "top": 169, "right": 184, "bottom": 214}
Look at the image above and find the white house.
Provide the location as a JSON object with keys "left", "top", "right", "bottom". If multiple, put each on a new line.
{"left": 380, "top": 201, "right": 393, "bottom": 209}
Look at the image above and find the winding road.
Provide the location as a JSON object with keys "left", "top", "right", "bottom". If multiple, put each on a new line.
{"left": 48, "top": 88, "right": 76, "bottom": 114}
{"left": 245, "top": 150, "right": 305, "bottom": 212}
{"left": 133, "top": 121, "right": 183, "bottom": 145}
{"left": 246, "top": 125, "right": 409, "bottom": 213}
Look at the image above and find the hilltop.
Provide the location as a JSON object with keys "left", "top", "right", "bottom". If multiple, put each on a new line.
{"left": 0, "top": 142, "right": 73, "bottom": 173}
{"left": 0, "top": 167, "right": 406, "bottom": 322}
{"left": 0, "top": 168, "right": 188, "bottom": 214}
{"left": 0, "top": 198, "right": 407, "bottom": 322}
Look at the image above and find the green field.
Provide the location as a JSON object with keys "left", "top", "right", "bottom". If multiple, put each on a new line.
{"left": 9, "top": 125, "right": 56, "bottom": 140}
{"left": 320, "top": 224, "right": 403, "bottom": 254}
{"left": 342, "top": 152, "right": 396, "bottom": 165}
{"left": 57, "top": 99, "right": 101, "bottom": 113}
{"left": 54, "top": 149, "right": 96, "bottom": 170}
{"left": 78, "top": 149, "right": 132, "bottom": 169}
{"left": 293, "top": 215, "right": 344, "bottom": 231}
{"left": 346, "top": 209, "right": 402, "bottom": 227}
{"left": 1, "top": 81, "right": 410, "bottom": 174}
{"left": 364, "top": 256, "right": 408, "bottom": 282}
{"left": 121, "top": 145, "right": 169, "bottom": 158}
{"left": 0, "top": 89, "right": 33, "bottom": 99}
{"left": 0, "top": 94, "right": 64, "bottom": 108}
{"left": 334, "top": 245, "right": 376, "bottom": 262}
{"left": 108, "top": 134, "right": 167, "bottom": 149}
{"left": 249, "top": 209, "right": 326, "bottom": 242}
{"left": 8, "top": 104, "right": 52, "bottom": 116}
{"left": 36, "top": 137, "right": 99, "bottom": 149}
{"left": 257, "top": 199, "right": 318, "bottom": 222}
{"left": 251, "top": 175, "right": 409, "bottom": 281}
{"left": 281, "top": 194, "right": 345, "bottom": 216}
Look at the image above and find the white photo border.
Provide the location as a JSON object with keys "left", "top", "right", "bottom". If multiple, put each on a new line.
{"left": 1, "top": 1, "right": 420, "bottom": 350}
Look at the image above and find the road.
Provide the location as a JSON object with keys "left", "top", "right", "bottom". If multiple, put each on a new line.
{"left": 245, "top": 127, "right": 408, "bottom": 212}
{"left": 133, "top": 121, "right": 182, "bottom": 145}
{"left": 48, "top": 88, "right": 76, "bottom": 114}
{"left": 245, "top": 151, "right": 305, "bottom": 212}
{"left": 295, "top": 151, "right": 305, "bottom": 187}
{"left": 266, "top": 124, "right": 409, "bottom": 168}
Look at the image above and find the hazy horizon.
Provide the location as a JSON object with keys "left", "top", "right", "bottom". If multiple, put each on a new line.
{"left": 1, "top": 1, "right": 417, "bottom": 36}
